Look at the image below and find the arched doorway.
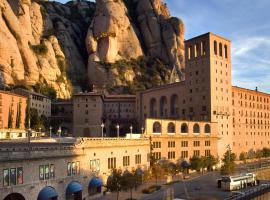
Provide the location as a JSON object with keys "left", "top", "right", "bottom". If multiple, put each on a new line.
{"left": 4, "top": 193, "right": 25, "bottom": 200}
{"left": 66, "top": 181, "right": 83, "bottom": 200}
{"left": 37, "top": 186, "right": 58, "bottom": 200}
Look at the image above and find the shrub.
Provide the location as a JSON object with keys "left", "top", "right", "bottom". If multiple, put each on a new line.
{"left": 30, "top": 43, "right": 48, "bottom": 55}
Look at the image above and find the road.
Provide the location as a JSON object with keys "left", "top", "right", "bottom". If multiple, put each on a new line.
{"left": 140, "top": 172, "right": 231, "bottom": 200}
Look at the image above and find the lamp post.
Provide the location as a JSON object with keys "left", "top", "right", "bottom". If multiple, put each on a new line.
{"left": 39, "top": 127, "right": 41, "bottom": 137}
{"left": 101, "top": 123, "right": 105, "bottom": 139}
{"left": 116, "top": 124, "right": 120, "bottom": 138}
{"left": 130, "top": 125, "right": 133, "bottom": 139}
{"left": 58, "top": 126, "right": 61, "bottom": 139}
{"left": 141, "top": 126, "right": 144, "bottom": 136}
{"left": 227, "top": 144, "right": 231, "bottom": 163}
{"left": 49, "top": 126, "right": 52, "bottom": 138}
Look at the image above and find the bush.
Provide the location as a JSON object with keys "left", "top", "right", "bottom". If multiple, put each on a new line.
{"left": 30, "top": 43, "right": 48, "bottom": 55}
{"left": 142, "top": 185, "right": 161, "bottom": 194}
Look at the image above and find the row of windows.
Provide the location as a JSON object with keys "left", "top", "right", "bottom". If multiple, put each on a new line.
{"left": 152, "top": 122, "right": 211, "bottom": 134}
{"left": 213, "top": 41, "right": 228, "bottom": 58}
{"left": 233, "top": 110, "right": 270, "bottom": 118}
{"left": 233, "top": 101, "right": 270, "bottom": 110}
{"left": 233, "top": 92, "right": 269, "bottom": 103}
{"left": 153, "top": 140, "right": 211, "bottom": 148}
{"left": 187, "top": 41, "right": 206, "bottom": 60}
{"left": 39, "top": 164, "right": 55, "bottom": 180}
{"left": 67, "top": 161, "right": 80, "bottom": 176}
{"left": 3, "top": 167, "right": 23, "bottom": 186}
{"left": 153, "top": 150, "right": 212, "bottom": 159}
{"left": 233, "top": 141, "right": 270, "bottom": 146}
{"left": 107, "top": 154, "right": 142, "bottom": 169}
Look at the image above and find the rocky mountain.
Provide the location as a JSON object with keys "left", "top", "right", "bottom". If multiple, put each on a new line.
{"left": 0, "top": 0, "right": 184, "bottom": 98}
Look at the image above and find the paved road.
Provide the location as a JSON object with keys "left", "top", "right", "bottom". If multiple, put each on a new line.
{"left": 140, "top": 172, "right": 231, "bottom": 200}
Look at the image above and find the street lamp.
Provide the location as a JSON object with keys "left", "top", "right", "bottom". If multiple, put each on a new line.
{"left": 141, "top": 126, "right": 144, "bottom": 136}
{"left": 58, "top": 126, "right": 62, "bottom": 139}
{"left": 116, "top": 124, "right": 120, "bottom": 138}
{"left": 49, "top": 126, "right": 52, "bottom": 138}
{"left": 130, "top": 125, "right": 133, "bottom": 139}
{"left": 39, "top": 127, "right": 41, "bottom": 137}
{"left": 101, "top": 123, "right": 105, "bottom": 139}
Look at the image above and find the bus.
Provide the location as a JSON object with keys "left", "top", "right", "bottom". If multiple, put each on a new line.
{"left": 221, "top": 173, "right": 257, "bottom": 191}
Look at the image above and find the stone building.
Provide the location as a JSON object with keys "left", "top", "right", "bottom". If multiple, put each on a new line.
{"left": 0, "top": 91, "right": 27, "bottom": 139}
{"left": 14, "top": 88, "right": 51, "bottom": 117}
{"left": 137, "top": 32, "right": 270, "bottom": 158}
{"left": 51, "top": 100, "right": 73, "bottom": 135}
{"left": 144, "top": 119, "right": 219, "bottom": 161}
{"left": 0, "top": 137, "right": 150, "bottom": 200}
{"left": 73, "top": 91, "right": 136, "bottom": 137}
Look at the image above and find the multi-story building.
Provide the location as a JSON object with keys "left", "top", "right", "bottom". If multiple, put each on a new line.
{"left": 51, "top": 100, "right": 73, "bottom": 135}
{"left": 73, "top": 91, "right": 136, "bottom": 137}
{"left": 14, "top": 88, "right": 51, "bottom": 117}
{"left": 137, "top": 32, "right": 270, "bottom": 159}
{"left": 0, "top": 137, "right": 150, "bottom": 200}
{"left": 145, "top": 119, "right": 219, "bottom": 161}
{"left": 0, "top": 91, "right": 27, "bottom": 139}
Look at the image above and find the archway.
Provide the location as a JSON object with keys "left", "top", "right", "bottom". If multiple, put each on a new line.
{"left": 193, "top": 123, "right": 200, "bottom": 134}
{"left": 181, "top": 123, "right": 188, "bottom": 133}
{"left": 37, "top": 186, "right": 58, "bottom": 200}
{"left": 66, "top": 181, "right": 83, "bottom": 200}
{"left": 167, "top": 122, "right": 175, "bottom": 133}
{"left": 4, "top": 193, "right": 25, "bottom": 200}
{"left": 160, "top": 96, "right": 167, "bottom": 117}
{"left": 170, "top": 94, "right": 178, "bottom": 117}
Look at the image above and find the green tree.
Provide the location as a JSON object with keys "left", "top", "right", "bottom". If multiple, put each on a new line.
{"left": 239, "top": 152, "right": 247, "bottom": 161}
{"left": 106, "top": 169, "right": 123, "bottom": 200}
{"left": 122, "top": 170, "right": 141, "bottom": 200}
{"left": 190, "top": 155, "right": 203, "bottom": 172}
{"left": 202, "top": 155, "right": 218, "bottom": 171}
{"left": 152, "top": 162, "right": 165, "bottom": 185}
{"left": 15, "top": 103, "right": 21, "bottom": 128}
{"left": 8, "top": 106, "right": 13, "bottom": 128}
{"left": 221, "top": 150, "right": 236, "bottom": 175}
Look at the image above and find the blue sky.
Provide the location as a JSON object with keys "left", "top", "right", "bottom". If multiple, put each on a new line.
{"left": 55, "top": 0, "right": 270, "bottom": 92}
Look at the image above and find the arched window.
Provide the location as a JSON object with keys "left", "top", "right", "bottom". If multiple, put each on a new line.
{"left": 167, "top": 122, "right": 175, "bottom": 133}
{"left": 224, "top": 45, "right": 228, "bottom": 58}
{"left": 219, "top": 43, "right": 223, "bottom": 57}
{"left": 193, "top": 124, "right": 200, "bottom": 134}
{"left": 160, "top": 96, "right": 167, "bottom": 117}
{"left": 153, "top": 122, "right": 161, "bottom": 133}
{"left": 188, "top": 46, "right": 192, "bottom": 60}
{"left": 201, "top": 41, "right": 206, "bottom": 55}
{"left": 170, "top": 94, "right": 178, "bottom": 117}
{"left": 214, "top": 41, "right": 217, "bottom": 55}
{"left": 204, "top": 124, "right": 211, "bottom": 134}
{"left": 181, "top": 123, "right": 188, "bottom": 133}
{"left": 194, "top": 43, "right": 199, "bottom": 57}
{"left": 150, "top": 98, "right": 157, "bottom": 117}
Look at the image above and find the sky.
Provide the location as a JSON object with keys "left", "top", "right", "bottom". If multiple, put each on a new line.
{"left": 55, "top": 0, "right": 270, "bottom": 92}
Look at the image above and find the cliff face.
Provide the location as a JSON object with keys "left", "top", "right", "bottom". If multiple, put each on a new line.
{"left": 0, "top": 0, "right": 184, "bottom": 98}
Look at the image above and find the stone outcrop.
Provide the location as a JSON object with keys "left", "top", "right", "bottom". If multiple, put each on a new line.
{"left": 0, "top": 0, "right": 184, "bottom": 97}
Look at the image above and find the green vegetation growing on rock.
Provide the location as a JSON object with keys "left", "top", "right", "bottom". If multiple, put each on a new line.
{"left": 29, "top": 42, "right": 48, "bottom": 55}
{"left": 99, "top": 56, "right": 172, "bottom": 94}
{"left": 33, "top": 82, "right": 56, "bottom": 99}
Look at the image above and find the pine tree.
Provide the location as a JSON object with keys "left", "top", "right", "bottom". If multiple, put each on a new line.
{"left": 15, "top": 103, "right": 21, "bottom": 129}
{"left": 8, "top": 106, "right": 13, "bottom": 128}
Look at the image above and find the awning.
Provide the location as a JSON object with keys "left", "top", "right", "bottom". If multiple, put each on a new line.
{"left": 66, "top": 181, "right": 83, "bottom": 194}
{"left": 89, "top": 177, "right": 102, "bottom": 188}
{"left": 37, "top": 186, "right": 58, "bottom": 200}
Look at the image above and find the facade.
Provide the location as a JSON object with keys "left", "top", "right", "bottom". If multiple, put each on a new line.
{"left": 51, "top": 100, "right": 73, "bottom": 135}
{"left": 73, "top": 91, "right": 136, "bottom": 137}
{"left": 0, "top": 137, "right": 150, "bottom": 200}
{"left": 0, "top": 91, "right": 27, "bottom": 130}
{"left": 145, "top": 119, "right": 219, "bottom": 161}
{"left": 14, "top": 88, "right": 51, "bottom": 117}
{"left": 137, "top": 32, "right": 270, "bottom": 159}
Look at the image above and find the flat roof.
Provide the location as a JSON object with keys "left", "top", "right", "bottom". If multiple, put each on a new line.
{"left": 185, "top": 32, "right": 231, "bottom": 43}
{"left": 0, "top": 90, "right": 27, "bottom": 99}
{"left": 232, "top": 86, "right": 270, "bottom": 96}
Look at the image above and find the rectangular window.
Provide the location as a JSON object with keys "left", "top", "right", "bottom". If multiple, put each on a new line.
{"left": 67, "top": 162, "right": 72, "bottom": 176}
{"left": 181, "top": 141, "right": 188, "bottom": 147}
{"left": 45, "top": 165, "right": 50, "bottom": 180}
{"left": 108, "top": 157, "right": 116, "bottom": 169}
{"left": 205, "top": 141, "right": 211, "bottom": 146}
{"left": 205, "top": 150, "right": 211, "bottom": 156}
{"left": 181, "top": 151, "right": 188, "bottom": 158}
{"left": 17, "top": 167, "right": 23, "bottom": 185}
{"left": 76, "top": 161, "right": 80, "bottom": 174}
{"left": 168, "top": 151, "right": 176, "bottom": 159}
{"left": 123, "top": 156, "right": 130, "bottom": 167}
{"left": 10, "top": 168, "right": 16, "bottom": 186}
{"left": 194, "top": 150, "right": 200, "bottom": 157}
{"left": 50, "top": 164, "right": 55, "bottom": 178}
{"left": 39, "top": 165, "right": 45, "bottom": 180}
{"left": 3, "top": 169, "right": 9, "bottom": 186}
{"left": 72, "top": 162, "right": 76, "bottom": 175}
{"left": 193, "top": 141, "right": 200, "bottom": 147}
{"left": 135, "top": 154, "right": 142, "bottom": 164}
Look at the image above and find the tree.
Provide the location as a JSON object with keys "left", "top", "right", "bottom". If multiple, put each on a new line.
{"left": 202, "top": 155, "right": 218, "bottom": 171}
{"left": 106, "top": 169, "right": 123, "bottom": 200}
{"left": 15, "top": 103, "right": 21, "bottom": 128}
{"left": 190, "top": 155, "right": 203, "bottom": 172}
{"left": 221, "top": 150, "right": 236, "bottom": 175}
{"left": 152, "top": 162, "right": 165, "bottom": 185}
{"left": 8, "top": 106, "right": 13, "bottom": 128}
{"left": 239, "top": 152, "right": 247, "bottom": 162}
{"left": 122, "top": 169, "right": 141, "bottom": 200}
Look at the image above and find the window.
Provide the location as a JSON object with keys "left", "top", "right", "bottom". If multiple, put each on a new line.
{"left": 153, "top": 152, "right": 161, "bottom": 160}
{"left": 135, "top": 154, "right": 141, "bottom": 164}
{"left": 181, "top": 151, "right": 188, "bottom": 158}
{"left": 123, "top": 156, "right": 130, "bottom": 167}
{"left": 205, "top": 150, "right": 211, "bottom": 156}
{"left": 67, "top": 161, "right": 80, "bottom": 176}
{"left": 153, "top": 122, "right": 161, "bottom": 133}
{"left": 90, "top": 159, "right": 100, "bottom": 172}
{"left": 181, "top": 141, "right": 188, "bottom": 147}
{"left": 194, "top": 150, "right": 200, "bottom": 157}
{"left": 181, "top": 123, "right": 188, "bottom": 133}
{"left": 168, "top": 151, "right": 176, "bottom": 159}
{"left": 108, "top": 157, "right": 116, "bottom": 169}
{"left": 193, "top": 124, "right": 200, "bottom": 133}
{"left": 219, "top": 43, "right": 223, "bottom": 57}
{"left": 193, "top": 141, "right": 200, "bottom": 147}
{"left": 214, "top": 41, "right": 217, "bottom": 55}
{"left": 39, "top": 165, "right": 54, "bottom": 180}
{"left": 204, "top": 124, "right": 211, "bottom": 133}
{"left": 3, "top": 167, "right": 23, "bottom": 186}
{"left": 205, "top": 140, "right": 211, "bottom": 146}
{"left": 168, "top": 141, "right": 175, "bottom": 148}
{"left": 153, "top": 141, "right": 161, "bottom": 148}
{"left": 167, "top": 122, "right": 175, "bottom": 133}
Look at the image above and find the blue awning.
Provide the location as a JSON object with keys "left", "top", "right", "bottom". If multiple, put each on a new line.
{"left": 66, "top": 181, "right": 83, "bottom": 194}
{"left": 89, "top": 177, "right": 102, "bottom": 188}
{"left": 37, "top": 186, "right": 58, "bottom": 200}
